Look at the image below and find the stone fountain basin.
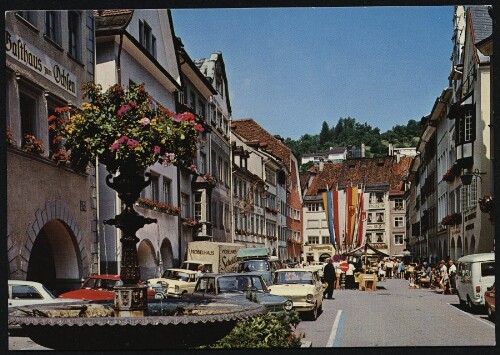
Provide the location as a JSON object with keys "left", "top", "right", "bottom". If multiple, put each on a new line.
{"left": 8, "top": 298, "right": 267, "bottom": 350}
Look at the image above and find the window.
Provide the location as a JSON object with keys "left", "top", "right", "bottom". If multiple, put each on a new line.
{"left": 265, "top": 167, "right": 276, "bottom": 185}
{"left": 224, "top": 162, "right": 229, "bottom": 185}
{"left": 197, "top": 98, "right": 205, "bottom": 118}
{"left": 394, "top": 234, "right": 404, "bottom": 245}
{"left": 376, "top": 233, "right": 384, "bottom": 243}
{"left": 150, "top": 175, "right": 159, "bottom": 201}
{"left": 11, "top": 285, "right": 43, "bottom": 300}
{"left": 139, "top": 20, "right": 156, "bottom": 57}
{"left": 194, "top": 192, "right": 202, "bottom": 220}
{"left": 218, "top": 157, "right": 223, "bottom": 181}
{"left": 307, "top": 203, "right": 321, "bottom": 212}
{"left": 211, "top": 152, "right": 217, "bottom": 176}
{"left": 366, "top": 233, "right": 372, "bottom": 243}
{"left": 45, "top": 11, "right": 61, "bottom": 45}
{"left": 68, "top": 11, "right": 81, "bottom": 60}
{"left": 19, "top": 91, "right": 38, "bottom": 147}
{"left": 321, "top": 236, "right": 330, "bottom": 245}
{"left": 162, "top": 179, "right": 171, "bottom": 204}
{"left": 376, "top": 212, "right": 384, "bottom": 223}
{"left": 307, "top": 236, "right": 319, "bottom": 245}
{"left": 17, "top": 11, "right": 38, "bottom": 26}
{"left": 180, "top": 193, "right": 189, "bottom": 218}
{"left": 211, "top": 199, "right": 217, "bottom": 228}
{"left": 394, "top": 217, "right": 404, "bottom": 228}
{"left": 394, "top": 198, "right": 404, "bottom": 210}
{"left": 469, "top": 178, "right": 478, "bottom": 209}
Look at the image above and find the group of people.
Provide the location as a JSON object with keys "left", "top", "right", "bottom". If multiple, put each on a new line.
{"left": 407, "top": 259, "right": 457, "bottom": 294}
{"left": 322, "top": 258, "right": 358, "bottom": 299}
{"left": 377, "top": 258, "right": 406, "bottom": 281}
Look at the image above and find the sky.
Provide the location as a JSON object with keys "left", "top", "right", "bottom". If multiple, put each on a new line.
{"left": 172, "top": 6, "right": 455, "bottom": 140}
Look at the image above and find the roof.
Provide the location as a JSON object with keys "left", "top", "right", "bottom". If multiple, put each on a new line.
{"left": 469, "top": 5, "right": 492, "bottom": 44}
{"left": 299, "top": 171, "right": 312, "bottom": 191}
{"left": 302, "top": 146, "right": 347, "bottom": 158}
{"left": 457, "top": 252, "right": 494, "bottom": 263}
{"left": 236, "top": 247, "right": 269, "bottom": 260}
{"left": 93, "top": 10, "right": 134, "bottom": 31}
{"left": 231, "top": 118, "right": 293, "bottom": 170}
{"left": 305, "top": 156, "right": 412, "bottom": 197}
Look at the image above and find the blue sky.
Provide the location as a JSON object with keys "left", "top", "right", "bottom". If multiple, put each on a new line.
{"left": 172, "top": 7, "right": 454, "bottom": 140}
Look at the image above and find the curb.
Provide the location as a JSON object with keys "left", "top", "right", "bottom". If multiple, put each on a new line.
{"left": 301, "top": 340, "right": 312, "bottom": 347}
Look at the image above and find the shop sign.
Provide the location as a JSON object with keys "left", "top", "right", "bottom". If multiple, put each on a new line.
{"left": 305, "top": 245, "right": 333, "bottom": 252}
{"left": 6, "top": 30, "right": 77, "bottom": 97}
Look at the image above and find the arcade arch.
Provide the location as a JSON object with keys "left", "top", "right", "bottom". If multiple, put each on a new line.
{"left": 138, "top": 239, "right": 157, "bottom": 280}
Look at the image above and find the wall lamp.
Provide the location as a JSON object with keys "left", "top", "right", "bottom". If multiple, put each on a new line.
{"left": 460, "top": 169, "right": 485, "bottom": 185}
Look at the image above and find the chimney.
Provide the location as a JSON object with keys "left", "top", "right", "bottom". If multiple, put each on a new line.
{"left": 319, "top": 158, "right": 324, "bottom": 171}
{"left": 361, "top": 143, "right": 365, "bottom": 158}
{"left": 388, "top": 143, "right": 394, "bottom": 156}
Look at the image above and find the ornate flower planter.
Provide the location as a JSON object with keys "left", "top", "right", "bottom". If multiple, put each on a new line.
{"left": 8, "top": 298, "right": 267, "bottom": 350}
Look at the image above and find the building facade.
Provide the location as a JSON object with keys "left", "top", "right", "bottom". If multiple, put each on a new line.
{"left": 6, "top": 10, "right": 97, "bottom": 292}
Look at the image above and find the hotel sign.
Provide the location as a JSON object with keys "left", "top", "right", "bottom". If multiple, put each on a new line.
{"left": 6, "top": 30, "right": 77, "bottom": 97}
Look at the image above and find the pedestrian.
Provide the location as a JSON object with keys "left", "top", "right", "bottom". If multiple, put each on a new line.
{"left": 385, "top": 259, "right": 394, "bottom": 279}
{"left": 438, "top": 260, "right": 448, "bottom": 293}
{"left": 323, "top": 259, "right": 336, "bottom": 299}
{"left": 346, "top": 260, "right": 356, "bottom": 289}
{"left": 378, "top": 261, "right": 386, "bottom": 281}
{"left": 448, "top": 260, "right": 457, "bottom": 294}
{"left": 398, "top": 261, "right": 405, "bottom": 279}
{"left": 393, "top": 260, "right": 399, "bottom": 279}
{"left": 196, "top": 264, "right": 206, "bottom": 278}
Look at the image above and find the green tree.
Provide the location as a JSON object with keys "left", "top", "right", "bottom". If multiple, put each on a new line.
{"left": 319, "top": 121, "right": 330, "bottom": 147}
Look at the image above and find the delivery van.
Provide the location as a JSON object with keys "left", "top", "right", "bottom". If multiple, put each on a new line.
{"left": 456, "top": 252, "right": 495, "bottom": 311}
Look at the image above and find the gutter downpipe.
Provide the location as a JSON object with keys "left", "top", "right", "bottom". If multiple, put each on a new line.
{"left": 117, "top": 33, "right": 124, "bottom": 85}
{"left": 178, "top": 166, "right": 182, "bottom": 267}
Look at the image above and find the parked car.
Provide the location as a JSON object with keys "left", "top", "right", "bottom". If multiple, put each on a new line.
{"left": 456, "top": 253, "right": 495, "bottom": 311}
{"left": 268, "top": 268, "right": 324, "bottom": 320}
{"left": 8, "top": 280, "right": 82, "bottom": 308}
{"left": 191, "top": 272, "right": 293, "bottom": 314}
{"left": 304, "top": 262, "right": 326, "bottom": 281}
{"left": 146, "top": 269, "right": 199, "bottom": 298}
{"left": 58, "top": 274, "right": 155, "bottom": 301}
{"left": 484, "top": 282, "right": 495, "bottom": 320}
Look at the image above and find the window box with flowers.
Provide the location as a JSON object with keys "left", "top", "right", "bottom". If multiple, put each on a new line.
{"left": 182, "top": 217, "right": 199, "bottom": 228}
{"left": 202, "top": 173, "right": 217, "bottom": 186}
{"left": 6, "top": 127, "right": 15, "bottom": 146}
{"left": 441, "top": 212, "right": 462, "bottom": 226}
{"left": 136, "top": 197, "right": 180, "bottom": 216}
{"left": 22, "top": 134, "right": 44, "bottom": 155}
{"left": 441, "top": 165, "right": 461, "bottom": 183}
{"left": 479, "top": 196, "right": 494, "bottom": 222}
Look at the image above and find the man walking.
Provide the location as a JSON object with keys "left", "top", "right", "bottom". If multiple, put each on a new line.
{"left": 448, "top": 260, "right": 457, "bottom": 294}
{"left": 323, "top": 259, "right": 336, "bottom": 299}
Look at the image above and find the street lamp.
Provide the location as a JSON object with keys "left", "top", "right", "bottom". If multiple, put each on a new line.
{"left": 460, "top": 169, "right": 485, "bottom": 185}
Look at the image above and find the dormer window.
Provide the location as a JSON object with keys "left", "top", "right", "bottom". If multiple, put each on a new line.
{"left": 139, "top": 20, "right": 156, "bottom": 58}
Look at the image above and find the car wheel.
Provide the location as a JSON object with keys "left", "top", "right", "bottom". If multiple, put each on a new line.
{"left": 309, "top": 304, "right": 318, "bottom": 321}
{"left": 467, "top": 296, "right": 475, "bottom": 313}
{"left": 486, "top": 304, "right": 494, "bottom": 320}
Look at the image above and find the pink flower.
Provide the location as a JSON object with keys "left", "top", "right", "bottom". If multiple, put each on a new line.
{"left": 110, "top": 142, "right": 120, "bottom": 152}
{"left": 183, "top": 112, "right": 195, "bottom": 122}
{"left": 154, "top": 146, "right": 161, "bottom": 155}
{"left": 126, "top": 139, "right": 139, "bottom": 149}
{"left": 174, "top": 114, "right": 183, "bottom": 123}
{"left": 194, "top": 124, "right": 204, "bottom": 132}
{"left": 129, "top": 101, "right": 137, "bottom": 108}
{"left": 117, "top": 104, "right": 131, "bottom": 116}
{"left": 141, "top": 117, "right": 150, "bottom": 125}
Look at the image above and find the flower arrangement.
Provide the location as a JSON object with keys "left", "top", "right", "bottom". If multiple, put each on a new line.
{"left": 441, "top": 165, "right": 461, "bottom": 182}
{"left": 202, "top": 173, "right": 217, "bottom": 185}
{"left": 182, "top": 217, "right": 199, "bottom": 228}
{"left": 478, "top": 196, "right": 494, "bottom": 221}
{"left": 441, "top": 212, "right": 462, "bottom": 226}
{"left": 51, "top": 148, "right": 70, "bottom": 166}
{"left": 6, "top": 127, "right": 15, "bottom": 146}
{"left": 22, "top": 134, "right": 44, "bottom": 154}
{"left": 50, "top": 82, "right": 205, "bottom": 174}
{"left": 136, "top": 197, "right": 180, "bottom": 215}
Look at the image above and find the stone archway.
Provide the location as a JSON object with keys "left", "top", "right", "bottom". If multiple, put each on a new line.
{"left": 138, "top": 239, "right": 157, "bottom": 280}
{"left": 160, "top": 238, "right": 174, "bottom": 270}
{"left": 451, "top": 238, "right": 456, "bottom": 261}
{"left": 444, "top": 240, "right": 448, "bottom": 260}
{"left": 457, "top": 236, "right": 463, "bottom": 259}
{"left": 27, "top": 220, "right": 81, "bottom": 293}
{"left": 464, "top": 237, "right": 469, "bottom": 256}
{"left": 470, "top": 235, "right": 476, "bottom": 255}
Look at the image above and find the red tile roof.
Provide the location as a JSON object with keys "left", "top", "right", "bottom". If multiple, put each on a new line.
{"left": 306, "top": 156, "right": 412, "bottom": 196}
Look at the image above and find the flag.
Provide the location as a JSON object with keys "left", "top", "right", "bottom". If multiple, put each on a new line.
{"left": 322, "top": 189, "right": 336, "bottom": 247}
{"left": 345, "top": 186, "right": 358, "bottom": 248}
{"left": 354, "top": 188, "right": 370, "bottom": 248}
{"left": 333, "top": 189, "right": 346, "bottom": 248}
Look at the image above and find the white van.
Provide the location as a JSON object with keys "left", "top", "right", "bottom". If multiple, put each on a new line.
{"left": 456, "top": 253, "right": 495, "bottom": 310}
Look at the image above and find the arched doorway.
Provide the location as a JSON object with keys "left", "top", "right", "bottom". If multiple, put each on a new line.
{"left": 464, "top": 237, "right": 469, "bottom": 256}
{"left": 451, "top": 238, "right": 456, "bottom": 261}
{"left": 438, "top": 241, "right": 442, "bottom": 261}
{"left": 138, "top": 239, "right": 157, "bottom": 280}
{"left": 160, "top": 239, "right": 174, "bottom": 270}
{"left": 27, "top": 220, "right": 81, "bottom": 294}
{"left": 319, "top": 253, "right": 331, "bottom": 262}
{"left": 457, "top": 236, "right": 463, "bottom": 259}
{"left": 470, "top": 235, "right": 476, "bottom": 255}
{"left": 444, "top": 240, "right": 448, "bottom": 260}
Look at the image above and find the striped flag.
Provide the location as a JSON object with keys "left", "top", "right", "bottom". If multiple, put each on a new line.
{"left": 322, "top": 189, "right": 336, "bottom": 247}
{"left": 334, "top": 189, "right": 346, "bottom": 249}
{"left": 354, "top": 188, "right": 370, "bottom": 248}
{"left": 345, "top": 186, "right": 358, "bottom": 249}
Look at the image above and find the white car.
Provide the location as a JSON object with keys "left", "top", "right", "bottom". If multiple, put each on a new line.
{"left": 147, "top": 268, "right": 199, "bottom": 298}
{"left": 8, "top": 280, "right": 82, "bottom": 308}
{"left": 268, "top": 268, "right": 324, "bottom": 320}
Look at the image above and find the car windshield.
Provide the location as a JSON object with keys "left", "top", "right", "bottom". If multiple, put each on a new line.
{"left": 162, "top": 270, "right": 193, "bottom": 282}
{"left": 217, "top": 275, "right": 267, "bottom": 293}
{"left": 238, "top": 260, "right": 269, "bottom": 272}
{"left": 83, "top": 277, "right": 117, "bottom": 291}
{"left": 481, "top": 262, "right": 495, "bottom": 277}
{"left": 274, "top": 271, "right": 314, "bottom": 285}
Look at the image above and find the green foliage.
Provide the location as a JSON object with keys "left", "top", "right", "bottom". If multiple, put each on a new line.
{"left": 283, "top": 117, "right": 421, "bottom": 163}
{"left": 201, "top": 311, "right": 303, "bottom": 349}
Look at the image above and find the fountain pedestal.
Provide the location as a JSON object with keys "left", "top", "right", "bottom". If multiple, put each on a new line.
{"left": 113, "top": 285, "right": 148, "bottom": 317}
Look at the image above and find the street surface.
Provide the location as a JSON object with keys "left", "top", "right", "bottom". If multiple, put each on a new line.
{"left": 295, "top": 277, "right": 496, "bottom": 347}
{"left": 8, "top": 278, "right": 496, "bottom": 350}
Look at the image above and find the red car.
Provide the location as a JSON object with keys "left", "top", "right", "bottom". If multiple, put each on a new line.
{"left": 484, "top": 283, "right": 495, "bottom": 320}
{"left": 59, "top": 274, "right": 155, "bottom": 301}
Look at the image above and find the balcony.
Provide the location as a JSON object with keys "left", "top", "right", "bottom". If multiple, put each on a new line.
{"left": 193, "top": 221, "right": 213, "bottom": 240}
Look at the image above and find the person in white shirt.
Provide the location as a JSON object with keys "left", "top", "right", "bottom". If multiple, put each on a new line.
{"left": 346, "top": 261, "right": 356, "bottom": 289}
{"left": 448, "top": 260, "right": 457, "bottom": 294}
{"left": 385, "top": 259, "right": 394, "bottom": 279}
{"left": 438, "top": 260, "right": 448, "bottom": 293}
